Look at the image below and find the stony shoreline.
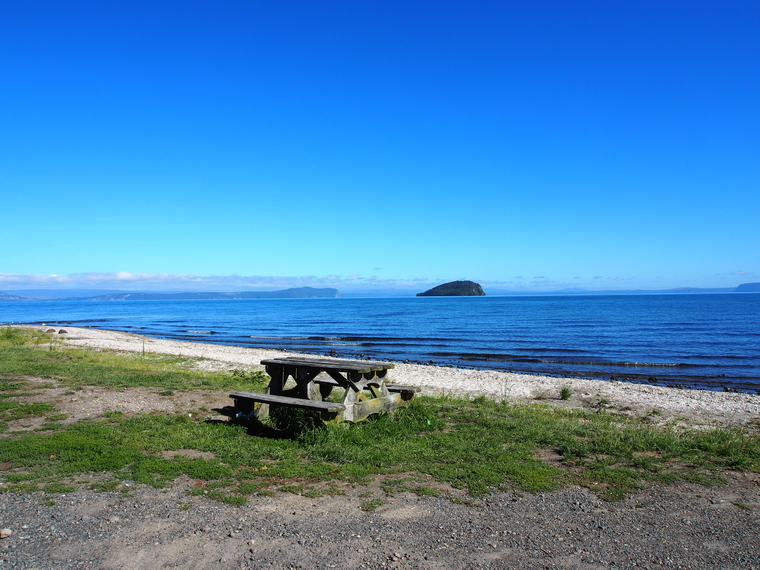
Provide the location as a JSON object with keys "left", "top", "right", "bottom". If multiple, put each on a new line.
{"left": 46, "top": 325, "right": 759, "bottom": 428}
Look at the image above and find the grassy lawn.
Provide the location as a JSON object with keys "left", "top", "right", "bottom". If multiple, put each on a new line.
{"left": 1, "top": 326, "right": 759, "bottom": 505}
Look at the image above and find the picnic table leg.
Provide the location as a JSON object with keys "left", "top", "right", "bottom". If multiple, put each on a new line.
{"left": 259, "top": 364, "right": 288, "bottom": 419}
{"left": 338, "top": 372, "right": 402, "bottom": 422}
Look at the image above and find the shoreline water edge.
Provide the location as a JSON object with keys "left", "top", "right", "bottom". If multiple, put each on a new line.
{"left": 19, "top": 325, "right": 760, "bottom": 429}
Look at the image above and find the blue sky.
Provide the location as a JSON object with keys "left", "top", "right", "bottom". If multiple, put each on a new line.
{"left": 2, "top": 1, "right": 758, "bottom": 293}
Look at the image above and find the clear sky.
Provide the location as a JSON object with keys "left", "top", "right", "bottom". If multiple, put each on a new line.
{"left": 2, "top": 1, "right": 758, "bottom": 293}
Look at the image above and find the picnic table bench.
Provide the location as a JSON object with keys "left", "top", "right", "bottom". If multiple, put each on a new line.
{"left": 230, "top": 356, "right": 418, "bottom": 422}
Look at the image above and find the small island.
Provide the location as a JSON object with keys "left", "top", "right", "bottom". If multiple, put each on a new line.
{"left": 416, "top": 280, "right": 486, "bottom": 297}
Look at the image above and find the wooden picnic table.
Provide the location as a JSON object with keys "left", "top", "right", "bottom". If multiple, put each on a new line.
{"left": 230, "top": 356, "right": 417, "bottom": 422}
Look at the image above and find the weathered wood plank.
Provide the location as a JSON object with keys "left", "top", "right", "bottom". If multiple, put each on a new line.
{"left": 230, "top": 391, "right": 346, "bottom": 412}
{"left": 385, "top": 385, "right": 420, "bottom": 393}
{"left": 385, "top": 384, "right": 419, "bottom": 401}
{"left": 260, "top": 357, "right": 394, "bottom": 373}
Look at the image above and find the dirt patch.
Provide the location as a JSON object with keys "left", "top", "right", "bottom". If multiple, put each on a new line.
{"left": 534, "top": 448, "right": 564, "bottom": 465}
{"left": 1, "top": 376, "right": 233, "bottom": 435}
{"left": 160, "top": 450, "right": 217, "bottom": 461}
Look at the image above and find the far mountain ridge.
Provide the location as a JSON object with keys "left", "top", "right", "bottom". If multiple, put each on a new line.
{"left": 735, "top": 282, "right": 760, "bottom": 293}
{"left": 0, "top": 287, "right": 340, "bottom": 301}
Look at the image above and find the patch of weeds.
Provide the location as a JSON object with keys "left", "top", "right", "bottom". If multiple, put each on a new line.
{"left": 36, "top": 422, "right": 64, "bottom": 431}
{"left": 358, "top": 490, "right": 373, "bottom": 498}
{"left": 237, "top": 481, "right": 267, "bottom": 495}
{"left": 1, "top": 402, "right": 56, "bottom": 421}
{"left": 101, "top": 411, "right": 124, "bottom": 421}
{"left": 598, "top": 398, "right": 610, "bottom": 406}
{"left": 41, "top": 500, "right": 56, "bottom": 506}
{"left": 382, "top": 477, "right": 414, "bottom": 495}
{"left": 1, "top": 482, "right": 39, "bottom": 494}
{"left": 207, "top": 490, "right": 247, "bottom": 506}
{"left": 90, "top": 480, "right": 120, "bottom": 493}
{"left": 360, "top": 498, "right": 384, "bottom": 512}
{"left": 3, "top": 473, "right": 40, "bottom": 483}
{"left": 413, "top": 485, "right": 441, "bottom": 497}
{"left": 43, "top": 482, "right": 76, "bottom": 494}
{"left": 178, "top": 501, "right": 192, "bottom": 511}
{"left": 733, "top": 502, "right": 751, "bottom": 511}
{"left": 46, "top": 413, "right": 69, "bottom": 422}
{"left": 230, "top": 369, "right": 270, "bottom": 388}
{"left": 0, "top": 327, "right": 29, "bottom": 344}
{"left": 159, "top": 390, "right": 174, "bottom": 397}
{"left": 278, "top": 485, "right": 304, "bottom": 495}
{"left": 187, "top": 479, "right": 233, "bottom": 497}
{"left": 560, "top": 386, "right": 572, "bottom": 400}
{"left": 303, "top": 488, "right": 324, "bottom": 498}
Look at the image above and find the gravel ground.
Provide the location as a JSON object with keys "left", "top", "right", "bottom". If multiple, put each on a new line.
{"left": 1, "top": 473, "right": 759, "bottom": 570}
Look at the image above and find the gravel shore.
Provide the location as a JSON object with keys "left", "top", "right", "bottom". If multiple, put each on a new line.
{"left": 2, "top": 325, "right": 759, "bottom": 569}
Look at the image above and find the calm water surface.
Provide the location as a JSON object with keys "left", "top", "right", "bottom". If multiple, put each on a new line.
{"left": 2, "top": 294, "right": 759, "bottom": 392}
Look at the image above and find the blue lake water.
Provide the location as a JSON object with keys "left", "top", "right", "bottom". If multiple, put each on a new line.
{"left": 2, "top": 294, "right": 759, "bottom": 393}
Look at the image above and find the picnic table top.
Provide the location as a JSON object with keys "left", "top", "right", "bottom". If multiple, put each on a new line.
{"left": 260, "top": 356, "right": 395, "bottom": 374}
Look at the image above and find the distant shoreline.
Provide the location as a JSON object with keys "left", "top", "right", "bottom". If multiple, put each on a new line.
{"left": 3, "top": 282, "right": 760, "bottom": 301}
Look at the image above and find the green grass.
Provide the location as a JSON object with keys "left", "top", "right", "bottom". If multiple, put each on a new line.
{"left": 1, "top": 327, "right": 760, "bottom": 503}
{"left": 0, "top": 327, "right": 269, "bottom": 392}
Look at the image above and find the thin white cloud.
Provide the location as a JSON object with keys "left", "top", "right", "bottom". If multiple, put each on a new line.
{"left": 0, "top": 272, "right": 431, "bottom": 291}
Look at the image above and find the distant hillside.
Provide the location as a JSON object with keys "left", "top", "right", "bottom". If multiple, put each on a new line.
{"left": 0, "top": 287, "right": 341, "bottom": 301}
{"left": 417, "top": 281, "right": 485, "bottom": 297}
{"left": 0, "top": 292, "right": 35, "bottom": 302}
{"left": 484, "top": 287, "right": 737, "bottom": 296}
{"left": 735, "top": 282, "right": 760, "bottom": 293}
{"left": 86, "top": 287, "right": 341, "bottom": 301}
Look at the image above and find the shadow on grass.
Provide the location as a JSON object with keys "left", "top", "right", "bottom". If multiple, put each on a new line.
{"left": 210, "top": 405, "right": 327, "bottom": 440}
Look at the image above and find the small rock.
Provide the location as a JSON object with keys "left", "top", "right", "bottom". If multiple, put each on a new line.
{"left": 0, "top": 529, "right": 12, "bottom": 539}
{"left": 58, "top": 329, "right": 68, "bottom": 334}
{"left": 107, "top": 516, "right": 121, "bottom": 523}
